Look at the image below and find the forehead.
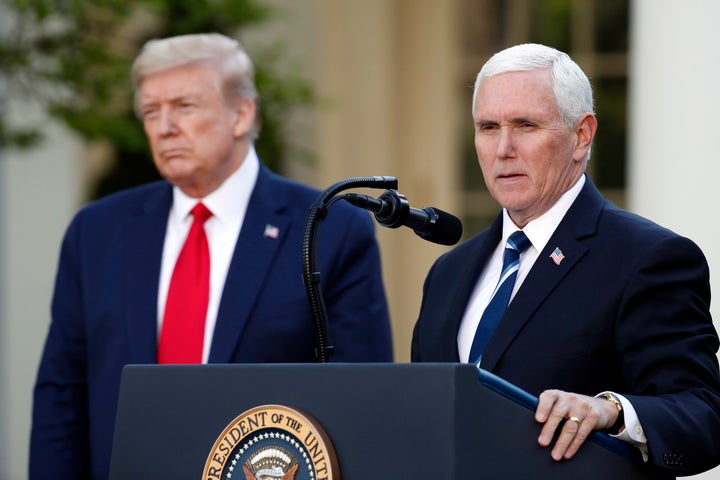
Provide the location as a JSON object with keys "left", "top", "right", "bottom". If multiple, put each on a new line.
{"left": 474, "top": 69, "right": 558, "bottom": 120}
{"left": 139, "top": 63, "right": 222, "bottom": 102}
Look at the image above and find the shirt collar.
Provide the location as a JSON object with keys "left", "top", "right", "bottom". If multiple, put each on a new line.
{"left": 502, "top": 174, "right": 586, "bottom": 253}
{"left": 170, "top": 145, "right": 260, "bottom": 227}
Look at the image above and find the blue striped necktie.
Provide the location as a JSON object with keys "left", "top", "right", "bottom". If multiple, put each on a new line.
{"left": 470, "top": 230, "right": 532, "bottom": 364}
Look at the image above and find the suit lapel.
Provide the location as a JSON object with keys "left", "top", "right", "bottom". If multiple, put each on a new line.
{"left": 480, "top": 177, "right": 605, "bottom": 371}
{"left": 122, "top": 183, "right": 173, "bottom": 364}
{"left": 208, "top": 167, "right": 290, "bottom": 363}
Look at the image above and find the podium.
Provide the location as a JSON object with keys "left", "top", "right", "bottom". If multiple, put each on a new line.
{"left": 109, "top": 363, "right": 663, "bottom": 479}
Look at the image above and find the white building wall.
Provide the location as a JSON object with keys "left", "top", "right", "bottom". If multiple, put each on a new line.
{"left": 0, "top": 106, "right": 85, "bottom": 478}
{"left": 629, "top": 1, "right": 720, "bottom": 478}
{"left": 1, "top": 9, "right": 87, "bottom": 480}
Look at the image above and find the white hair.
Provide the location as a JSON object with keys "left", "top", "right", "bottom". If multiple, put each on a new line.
{"left": 472, "top": 43, "right": 594, "bottom": 129}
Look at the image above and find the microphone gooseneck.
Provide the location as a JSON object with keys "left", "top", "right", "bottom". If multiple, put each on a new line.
{"left": 302, "top": 176, "right": 399, "bottom": 363}
{"left": 302, "top": 177, "right": 462, "bottom": 364}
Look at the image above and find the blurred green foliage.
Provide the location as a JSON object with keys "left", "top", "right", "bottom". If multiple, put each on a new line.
{"left": 0, "top": 0, "right": 315, "bottom": 199}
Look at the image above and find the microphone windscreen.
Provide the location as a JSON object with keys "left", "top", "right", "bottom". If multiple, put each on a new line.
{"left": 417, "top": 208, "right": 463, "bottom": 246}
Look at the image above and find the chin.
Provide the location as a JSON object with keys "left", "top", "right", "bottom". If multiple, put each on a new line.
{"left": 492, "top": 188, "right": 530, "bottom": 206}
{"left": 498, "top": 196, "right": 534, "bottom": 214}
{"left": 158, "top": 164, "right": 196, "bottom": 183}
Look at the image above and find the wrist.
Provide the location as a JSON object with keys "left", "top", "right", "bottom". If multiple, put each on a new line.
{"left": 600, "top": 392, "right": 624, "bottom": 434}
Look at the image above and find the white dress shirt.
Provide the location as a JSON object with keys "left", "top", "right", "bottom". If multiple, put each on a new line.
{"left": 157, "top": 146, "right": 259, "bottom": 363}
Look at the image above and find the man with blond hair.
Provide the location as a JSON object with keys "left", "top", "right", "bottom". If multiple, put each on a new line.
{"left": 31, "top": 33, "right": 392, "bottom": 480}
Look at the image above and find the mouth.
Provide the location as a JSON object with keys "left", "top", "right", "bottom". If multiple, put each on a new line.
{"left": 159, "top": 148, "right": 189, "bottom": 159}
{"left": 497, "top": 172, "right": 525, "bottom": 180}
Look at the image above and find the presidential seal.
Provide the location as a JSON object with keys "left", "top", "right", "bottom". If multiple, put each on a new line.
{"left": 203, "top": 405, "right": 339, "bottom": 480}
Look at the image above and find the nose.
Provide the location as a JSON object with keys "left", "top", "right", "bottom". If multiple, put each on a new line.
{"left": 157, "top": 107, "right": 179, "bottom": 137}
{"left": 496, "top": 126, "right": 515, "bottom": 159}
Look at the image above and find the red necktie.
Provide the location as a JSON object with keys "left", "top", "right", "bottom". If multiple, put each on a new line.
{"left": 158, "top": 202, "right": 212, "bottom": 364}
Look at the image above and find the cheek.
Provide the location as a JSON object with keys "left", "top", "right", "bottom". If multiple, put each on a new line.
{"left": 477, "top": 156, "right": 494, "bottom": 181}
{"left": 145, "top": 133, "right": 165, "bottom": 162}
{"left": 143, "top": 123, "right": 159, "bottom": 145}
{"left": 475, "top": 138, "right": 495, "bottom": 165}
{"left": 196, "top": 115, "right": 233, "bottom": 140}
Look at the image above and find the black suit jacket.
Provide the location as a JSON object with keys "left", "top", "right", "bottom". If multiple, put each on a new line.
{"left": 412, "top": 176, "right": 720, "bottom": 476}
{"left": 31, "top": 165, "right": 393, "bottom": 480}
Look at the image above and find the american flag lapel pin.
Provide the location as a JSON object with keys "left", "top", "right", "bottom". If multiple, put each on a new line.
{"left": 264, "top": 224, "right": 280, "bottom": 239}
{"left": 550, "top": 247, "right": 565, "bottom": 265}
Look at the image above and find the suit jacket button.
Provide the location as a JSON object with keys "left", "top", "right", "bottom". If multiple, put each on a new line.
{"left": 663, "top": 453, "right": 684, "bottom": 466}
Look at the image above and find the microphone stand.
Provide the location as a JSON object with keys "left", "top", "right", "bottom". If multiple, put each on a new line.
{"left": 302, "top": 176, "right": 398, "bottom": 363}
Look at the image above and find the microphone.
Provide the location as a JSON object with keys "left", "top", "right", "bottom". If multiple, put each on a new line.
{"left": 344, "top": 190, "right": 463, "bottom": 246}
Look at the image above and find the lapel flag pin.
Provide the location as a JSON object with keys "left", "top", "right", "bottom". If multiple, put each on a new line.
{"left": 264, "top": 224, "right": 280, "bottom": 239}
{"left": 550, "top": 247, "right": 565, "bottom": 266}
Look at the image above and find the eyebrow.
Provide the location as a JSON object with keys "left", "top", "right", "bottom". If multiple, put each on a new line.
{"left": 475, "top": 116, "right": 537, "bottom": 127}
{"left": 140, "top": 93, "right": 200, "bottom": 107}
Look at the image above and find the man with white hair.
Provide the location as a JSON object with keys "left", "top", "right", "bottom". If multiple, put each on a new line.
{"left": 412, "top": 43, "right": 720, "bottom": 476}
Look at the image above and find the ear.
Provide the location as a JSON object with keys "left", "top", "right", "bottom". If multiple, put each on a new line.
{"left": 573, "top": 113, "right": 598, "bottom": 162}
{"left": 231, "top": 97, "right": 257, "bottom": 139}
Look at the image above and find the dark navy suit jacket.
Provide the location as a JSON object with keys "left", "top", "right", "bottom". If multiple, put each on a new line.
{"left": 412, "top": 176, "right": 720, "bottom": 476}
{"left": 31, "top": 165, "right": 392, "bottom": 480}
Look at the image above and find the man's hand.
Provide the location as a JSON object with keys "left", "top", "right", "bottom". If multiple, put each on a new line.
{"left": 535, "top": 389, "right": 621, "bottom": 461}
